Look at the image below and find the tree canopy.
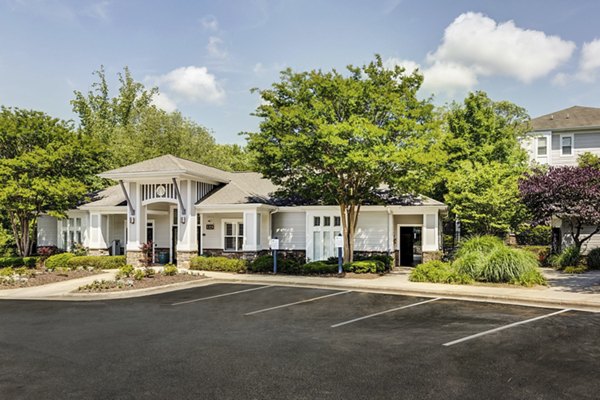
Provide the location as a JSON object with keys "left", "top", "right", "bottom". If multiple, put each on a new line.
{"left": 519, "top": 166, "right": 600, "bottom": 250}
{"left": 246, "top": 55, "right": 443, "bottom": 261}
{"left": 438, "top": 91, "right": 531, "bottom": 237}
{"left": 72, "top": 66, "right": 255, "bottom": 172}
{"left": 0, "top": 107, "right": 105, "bottom": 256}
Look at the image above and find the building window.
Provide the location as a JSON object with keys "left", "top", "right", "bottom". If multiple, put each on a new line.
{"left": 334, "top": 216, "right": 341, "bottom": 226}
{"left": 537, "top": 137, "right": 547, "bottom": 156}
{"left": 561, "top": 134, "right": 573, "bottom": 156}
{"left": 314, "top": 216, "right": 321, "bottom": 226}
{"left": 223, "top": 221, "right": 243, "bottom": 251}
{"left": 311, "top": 214, "right": 342, "bottom": 260}
{"left": 60, "top": 217, "right": 82, "bottom": 251}
{"left": 323, "top": 216, "right": 331, "bottom": 226}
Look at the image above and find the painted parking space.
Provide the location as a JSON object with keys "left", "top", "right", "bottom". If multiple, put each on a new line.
{"left": 1, "top": 283, "right": 599, "bottom": 399}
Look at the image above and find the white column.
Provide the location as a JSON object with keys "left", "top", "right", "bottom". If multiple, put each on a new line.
{"left": 243, "top": 210, "right": 258, "bottom": 251}
{"left": 176, "top": 179, "right": 197, "bottom": 253}
{"left": 126, "top": 182, "right": 146, "bottom": 252}
{"left": 422, "top": 213, "right": 438, "bottom": 252}
{"left": 89, "top": 213, "right": 108, "bottom": 250}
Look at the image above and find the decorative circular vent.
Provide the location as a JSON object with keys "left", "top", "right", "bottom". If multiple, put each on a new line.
{"left": 156, "top": 185, "right": 167, "bottom": 197}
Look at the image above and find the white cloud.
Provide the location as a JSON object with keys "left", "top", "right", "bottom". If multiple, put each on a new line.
{"left": 382, "top": 57, "right": 420, "bottom": 74}
{"left": 577, "top": 38, "right": 600, "bottom": 82}
{"left": 207, "top": 36, "right": 228, "bottom": 59}
{"left": 428, "top": 12, "right": 575, "bottom": 83}
{"left": 421, "top": 62, "right": 478, "bottom": 94}
{"left": 83, "top": 1, "right": 111, "bottom": 21}
{"left": 152, "top": 92, "right": 177, "bottom": 113}
{"left": 201, "top": 15, "right": 219, "bottom": 31}
{"left": 152, "top": 66, "right": 225, "bottom": 105}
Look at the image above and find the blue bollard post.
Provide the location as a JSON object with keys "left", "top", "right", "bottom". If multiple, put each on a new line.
{"left": 273, "top": 249, "right": 277, "bottom": 274}
{"left": 338, "top": 246, "right": 343, "bottom": 274}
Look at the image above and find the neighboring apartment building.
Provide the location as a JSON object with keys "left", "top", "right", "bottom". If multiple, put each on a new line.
{"left": 37, "top": 155, "right": 447, "bottom": 267}
{"left": 523, "top": 105, "right": 600, "bottom": 252}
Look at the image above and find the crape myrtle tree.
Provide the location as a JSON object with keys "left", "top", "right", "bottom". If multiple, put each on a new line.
{"left": 245, "top": 55, "right": 443, "bottom": 262}
{"left": 519, "top": 166, "right": 600, "bottom": 251}
{"left": 0, "top": 107, "right": 105, "bottom": 256}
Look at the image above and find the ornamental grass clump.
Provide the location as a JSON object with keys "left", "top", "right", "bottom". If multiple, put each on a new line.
{"left": 455, "top": 235, "right": 504, "bottom": 258}
{"left": 480, "top": 246, "right": 539, "bottom": 283}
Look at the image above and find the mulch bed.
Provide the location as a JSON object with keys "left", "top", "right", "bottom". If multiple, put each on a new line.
{"left": 77, "top": 273, "right": 206, "bottom": 293}
{"left": 0, "top": 269, "right": 102, "bottom": 290}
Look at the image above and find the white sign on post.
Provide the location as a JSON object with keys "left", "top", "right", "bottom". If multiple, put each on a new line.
{"left": 335, "top": 235, "right": 344, "bottom": 248}
{"left": 269, "top": 238, "right": 280, "bottom": 250}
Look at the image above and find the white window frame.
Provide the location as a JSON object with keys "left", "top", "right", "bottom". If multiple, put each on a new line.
{"left": 222, "top": 219, "right": 244, "bottom": 252}
{"left": 309, "top": 213, "right": 342, "bottom": 261}
{"left": 560, "top": 133, "right": 574, "bottom": 156}
{"left": 536, "top": 136, "right": 548, "bottom": 157}
{"left": 59, "top": 217, "right": 83, "bottom": 251}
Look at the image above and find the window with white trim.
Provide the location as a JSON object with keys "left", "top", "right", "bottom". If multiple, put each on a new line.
{"left": 223, "top": 220, "right": 243, "bottom": 251}
{"left": 311, "top": 214, "right": 341, "bottom": 260}
{"left": 60, "top": 217, "right": 82, "bottom": 251}
{"left": 561, "top": 134, "right": 573, "bottom": 156}
{"left": 536, "top": 137, "right": 547, "bottom": 156}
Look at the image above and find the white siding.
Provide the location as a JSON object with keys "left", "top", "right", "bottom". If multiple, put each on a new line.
{"left": 547, "top": 131, "right": 600, "bottom": 166}
{"left": 272, "top": 212, "right": 306, "bottom": 250}
{"left": 561, "top": 221, "right": 600, "bottom": 254}
{"left": 201, "top": 213, "right": 243, "bottom": 250}
{"left": 148, "top": 214, "right": 170, "bottom": 248}
{"left": 37, "top": 215, "right": 58, "bottom": 246}
{"left": 422, "top": 214, "right": 438, "bottom": 251}
{"left": 354, "top": 212, "right": 388, "bottom": 251}
{"left": 109, "top": 215, "right": 126, "bottom": 245}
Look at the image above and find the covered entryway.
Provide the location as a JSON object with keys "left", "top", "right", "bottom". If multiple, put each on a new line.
{"left": 398, "top": 226, "right": 422, "bottom": 266}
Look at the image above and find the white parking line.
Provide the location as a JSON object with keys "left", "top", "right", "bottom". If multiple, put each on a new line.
{"left": 330, "top": 297, "right": 442, "bottom": 328}
{"left": 443, "top": 308, "right": 572, "bottom": 347}
{"left": 171, "top": 285, "right": 273, "bottom": 306}
{"left": 244, "top": 290, "right": 352, "bottom": 316}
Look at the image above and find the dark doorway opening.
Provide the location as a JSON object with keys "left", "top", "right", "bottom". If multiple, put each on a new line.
{"left": 171, "top": 226, "right": 178, "bottom": 264}
{"left": 552, "top": 227, "right": 561, "bottom": 254}
{"left": 400, "top": 227, "right": 414, "bottom": 266}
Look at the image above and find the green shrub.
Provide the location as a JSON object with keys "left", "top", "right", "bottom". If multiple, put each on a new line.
{"left": 586, "top": 248, "right": 600, "bottom": 270}
{"left": 352, "top": 254, "right": 393, "bottom": 270}
{"left": 453, "top": 251, "right": 487, "bottom": 279}
{"left": 249, "top": 255, "right": 302, "bottom": 274}
{"left": 510, "top": 268, "right": 547, "bottom": 286}
{"left": 189, "top": 256, "right": 247, "bottom": 273}
{"left": 302, "top": 261, "right": 338, "bottom": 274}
{"left": 117, "top": 264, "right": 135, "bottom": 278}
{"left": 45, "top": 253, "right": 75, "bottom": 270}
{"left": 67, "top": 256, "right": 126, "bottom": 270}
{"left": 563, "top": 265, "right": 588, "bottom": 274}
{"left": 0, "top": 256, "right": 38, "bottom": 268}
{"left": 133, "top": 269, "right": 145, "bottom": 280}
{"left": 409, "top": 261, "right": 473, "bottom": 284}
{"left": 550, "top": 246, "right": 581, "bottom": 269}
{"left": 163, "top": 264, "right": 178, "bottom": 276}
{"left": 343, "top": 260, "right": 385, "bottom": 274}
{"left": 515, "top": 225, "right": 551, "bottom": 246}
{"left": 456, "top": 235, "right": 504, "bottom": 258}
{"left": 480, "top": 247, "right": 541, "bottom": 283}
{"left": 0, "top": 267, "right": 14, "bottom": 277}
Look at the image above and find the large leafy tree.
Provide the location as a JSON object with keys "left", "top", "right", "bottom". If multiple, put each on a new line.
{"left": 72, "top": 67, "right": 255, "bottom": 171}
{"left": 0, "top": 108, "right": 105, "bottom": 256}
{"left": 246, "top": 56, "right": 443, "bottom": 262}
{"left": 519, "top": 166, "right": 600, "bottom": 250}
{"left": 439, "top": 91, "right": 531, "bottom": 236}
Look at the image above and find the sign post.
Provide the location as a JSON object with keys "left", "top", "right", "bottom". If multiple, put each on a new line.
{"left": 335, "top": 234, "right": 344, "bottom": 274}
{"left": 270, "top": 238, "right": 280, "bottom": 274}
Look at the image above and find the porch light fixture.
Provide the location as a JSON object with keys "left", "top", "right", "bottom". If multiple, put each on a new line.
{"left": 129, "top": 216, "right": 135, "bottom": 224}
{"left": 180, "top": 216, "right": 186, "bottom": 224}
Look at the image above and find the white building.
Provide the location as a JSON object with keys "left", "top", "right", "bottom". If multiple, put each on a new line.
{"left": 37, "top": 155, "right": 447, "bottom": 267}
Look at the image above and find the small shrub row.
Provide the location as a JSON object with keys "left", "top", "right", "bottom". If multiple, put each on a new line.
{"left": 249, "top": 256, "right": 386, "bottom": 275}
{"left": 67, "top": 256, "right": 126, "bottom": 270}
{"left": 409, "top": 261, "right": 473, "bottom": 284}
{"left": 343, "top": 260, "right": 385, "bottom": 274}
{"left": 189, "top": 256, "right": 247, "bottom": 273}
{"left": 586, "top": 248, "right": 600, "bottom": 269}
{"left": 0, "top": 256, "right": 38, "bottom": 268}
{"left": 548, "top": 246, "right": 581, "bottom": 270}
{"left": 45, "top": 253, "right": 75, "bottom": 270}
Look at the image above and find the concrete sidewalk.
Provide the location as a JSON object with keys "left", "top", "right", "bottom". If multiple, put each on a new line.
{"left": 1, "top": 267, "right": 599, "bottom": 312}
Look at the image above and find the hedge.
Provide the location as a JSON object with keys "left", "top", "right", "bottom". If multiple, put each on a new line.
{"left": 249, "top": 255, "right": 302, "bottom": 274}
{"left": 343, "top": 260, "right": 385, "bottom": 274}
{"left": 189, "top": 256, "right": 247, "bottom": 273}
{"left": 302, "top": 261, "right": 338, "bottom": 274}
{"left": 0, "top": 256, "right": 38, "bottom": 268}
{"left": 45, "top": 253, "right": 75, "bottom": 270}
{"left": 586, "top": 248, "right": 600, "bottom": 270}
{"left": 67, "top": 256, "right": 127, "bottom": 270}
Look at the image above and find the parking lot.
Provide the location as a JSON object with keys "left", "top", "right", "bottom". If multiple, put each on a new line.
{"left": 1, "top": 283, "right": 599, "bottom": 399}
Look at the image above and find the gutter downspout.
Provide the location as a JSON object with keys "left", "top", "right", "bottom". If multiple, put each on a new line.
{"left": 172, "top": 178, "right": 187, "bottom": 222}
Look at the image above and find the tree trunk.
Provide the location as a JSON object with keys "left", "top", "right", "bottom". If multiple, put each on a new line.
{"left": 8, "top": 211, "right": 33, "bottom": 257}
{"left": 340, "top": 202, "right": 361, "bottom": 264}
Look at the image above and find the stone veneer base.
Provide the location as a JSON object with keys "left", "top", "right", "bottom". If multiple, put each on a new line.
{"left": 126, "top": 251, "right": 144, "bottom": 268}
{"left": 176, "top": 251, "right": 198, "bottom": 269}
{"left": 89, "top": 248, "right": 109, "bottom": 256}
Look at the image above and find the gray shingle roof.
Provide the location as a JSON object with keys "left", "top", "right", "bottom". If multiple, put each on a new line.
{"left": 80, "top": 185, "right": 126, "bottom": 208}
{"left": 198, "top": 172, "right": 279, "bottom": 206}
{"left": 531, "top": 106, "right": 600, "bottom": 131}
{"left": 99, "top": 154, "right": 231, "bottom": 183}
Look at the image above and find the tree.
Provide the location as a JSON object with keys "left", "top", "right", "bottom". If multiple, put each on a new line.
{"left": 245, "top": 56, "right": 443, "bottom": 262}
{"left": 578, "top": 152, "right": 600, "bottom": 169}
{"left": 72, "top": 66, "right": 255, "bottom": 172}
{"left": 445, "top": 162, "right": 528, "bottom": 235}
{"left": 0, "top": 108, "right": 105, "bottom": 256}
{"left": 438, "top": 92, "right": 531, "bottom": 236}
{"left": 519, "top": 166, "right": 600, "bottom": 250}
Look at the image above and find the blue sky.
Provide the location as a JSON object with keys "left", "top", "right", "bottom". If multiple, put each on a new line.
{"left": 1, "top": 0, "right": 600, "bottom": 144}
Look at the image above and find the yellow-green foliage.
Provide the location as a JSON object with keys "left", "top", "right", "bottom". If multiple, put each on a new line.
{"left": 189, "top": 256, "right": 247, "bottom": 273}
